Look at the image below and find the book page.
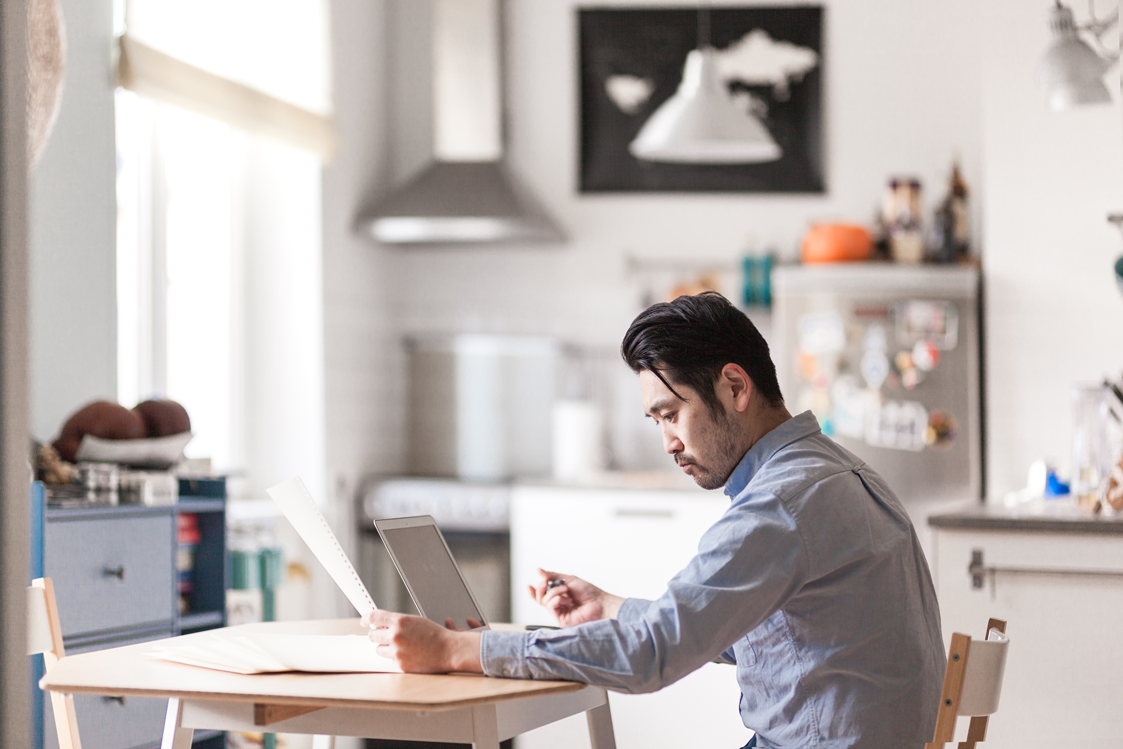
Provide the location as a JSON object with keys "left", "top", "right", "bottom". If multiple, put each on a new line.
{"left": 266, "top": 476, "right": 377, "bottom": 616}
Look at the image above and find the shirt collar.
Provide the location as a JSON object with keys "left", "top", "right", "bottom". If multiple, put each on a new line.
{"left": 723, "top": 410, "right": 822, "bottom": 499}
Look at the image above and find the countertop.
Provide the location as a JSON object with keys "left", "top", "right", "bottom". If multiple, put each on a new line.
{"left": 516, "top": 470, "right": 705, "bottom": 493}
{"left": 928, "top": 500, "right": 1123, "bottom": 535}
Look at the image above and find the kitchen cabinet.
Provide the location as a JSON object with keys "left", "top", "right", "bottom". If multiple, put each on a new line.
{"left": 929, "top": 505, "right": 1123, "bottom": 748}
{"left": 31, "top": 482, "right": 229, "bottom": 749}
{"left": 510, "top": 482, "right": 752, "bottom": 749}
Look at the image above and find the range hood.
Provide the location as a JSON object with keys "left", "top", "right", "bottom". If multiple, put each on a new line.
{"left": 361, "top": 0, "right": 563, "bottom": 245}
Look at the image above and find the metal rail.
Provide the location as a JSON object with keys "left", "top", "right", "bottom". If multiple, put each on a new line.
{"left": 969, "top": 549, "right": 1123, "bottom": 599}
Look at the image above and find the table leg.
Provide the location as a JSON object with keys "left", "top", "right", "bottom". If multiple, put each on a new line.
{"left": 470, "top": 704, "right": 500, "bottom": 749}
{"left": 586, "top": 699, "right": 617, "bottom": 749}
{"left": 160, "top": 698, "right": 195, "bottom": 749}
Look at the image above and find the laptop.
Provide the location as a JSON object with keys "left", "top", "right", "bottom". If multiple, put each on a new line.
{"left": 374, "top": 515, "right": 490, "bottom": 631}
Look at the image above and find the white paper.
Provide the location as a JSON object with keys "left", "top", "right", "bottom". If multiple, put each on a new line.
{"left": 75, "top": 432, "right": 193, "bottom": 467}
{"left": 266, "top": 476, "right": 377, "bottom": 616}
{"left": 252, "top": 633, "right": 401, "bottom": 673}
{"left": 146, "top": 631, "right": 401, "bottom": 674}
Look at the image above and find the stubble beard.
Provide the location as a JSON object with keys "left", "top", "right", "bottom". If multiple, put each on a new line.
{"left": 678, "top": 407, "right": 747, "bottom": 490}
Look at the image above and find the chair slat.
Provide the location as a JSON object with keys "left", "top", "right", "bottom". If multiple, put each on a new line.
{"left": 931, "top": 633, "right": 972, "bottom": 743}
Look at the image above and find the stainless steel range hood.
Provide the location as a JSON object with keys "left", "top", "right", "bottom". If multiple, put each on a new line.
{"left": 361, "top": 0, "right": 564, "bottom": 245}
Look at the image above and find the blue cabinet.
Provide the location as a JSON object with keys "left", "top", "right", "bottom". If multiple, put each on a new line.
{"left": 31, "top": 482, "right": 229, "bottom": 749}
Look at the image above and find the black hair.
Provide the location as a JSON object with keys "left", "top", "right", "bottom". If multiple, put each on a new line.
{"left": 620, "top": 291, "right": 784, "bottom": 414}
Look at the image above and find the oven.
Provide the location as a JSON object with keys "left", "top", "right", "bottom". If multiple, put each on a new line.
{"left": 357, "top": 477, "right": 512, "bottom": 626}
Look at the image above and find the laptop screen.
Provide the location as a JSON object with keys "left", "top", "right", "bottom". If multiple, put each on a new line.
{"left": 378, "top": 522, "right": 486, "bottom": 630}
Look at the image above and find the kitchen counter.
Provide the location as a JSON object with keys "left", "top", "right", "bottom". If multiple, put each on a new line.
{"left": 516, "top": 470, "right": 705, "bottom": 493}
{"left": 929, "top": 500, "right": 1123, "bottom": 535}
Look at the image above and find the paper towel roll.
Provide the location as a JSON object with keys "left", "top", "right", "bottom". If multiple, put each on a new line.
{"left": 552, "top": 400, "right": 606, "bottom": 479}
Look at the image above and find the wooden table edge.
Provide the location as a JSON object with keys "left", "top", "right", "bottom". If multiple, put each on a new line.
{"left": 39, "top": 677, "right": 589, "bottom": 713}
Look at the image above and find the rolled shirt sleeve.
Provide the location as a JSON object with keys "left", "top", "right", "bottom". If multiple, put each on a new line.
{"left": 480, "top": 491, "right": 807, "bottom": 694}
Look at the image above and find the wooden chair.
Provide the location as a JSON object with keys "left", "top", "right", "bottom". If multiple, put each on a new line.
{"left": 926, "top": 618, "right": 1010, "bottom": 749}
{"left": 28, "top": 577, "right": 82, "bottom": 749}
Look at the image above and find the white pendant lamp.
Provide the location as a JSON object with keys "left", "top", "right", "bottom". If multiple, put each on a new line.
{"left": 629, "top": 46, "right": 782, "bottom": 164}
{"left": 1036, "top": 1, "right": 1116, "bottom": 111}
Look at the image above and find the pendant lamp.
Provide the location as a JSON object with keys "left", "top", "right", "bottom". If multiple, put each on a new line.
{"left": 1036, "top": 1, "right": 1116, "bottom": 111}
{"left": 629, "top": 45, "right": 781, "bottom": 164}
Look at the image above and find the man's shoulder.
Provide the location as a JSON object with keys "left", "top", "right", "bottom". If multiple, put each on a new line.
{"left": 759, "top": 429, "right": 858, "bottom": 484}
{"left": 725, "top": 430, "right": 888, "bottom": 525}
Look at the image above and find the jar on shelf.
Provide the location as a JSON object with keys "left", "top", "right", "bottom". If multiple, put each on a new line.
{"left": 1071, "top": 384, "right": 1111, "bottom": 514}
{"left": 882, "top": 178, "right": 924, "bottom": 264}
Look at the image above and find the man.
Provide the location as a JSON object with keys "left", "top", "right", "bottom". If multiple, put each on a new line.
{"left": 365, "top": 291, "right": 945, "bottom": 748}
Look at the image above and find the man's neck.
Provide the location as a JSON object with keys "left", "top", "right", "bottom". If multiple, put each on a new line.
{"left": 744, "top": 404, "right": 793, "bottom": 453}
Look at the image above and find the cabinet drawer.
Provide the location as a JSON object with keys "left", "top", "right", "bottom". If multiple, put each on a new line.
{"left": 43, "top": 631, "right": 174, "bottom": 749}
{"left": 45, "top": 514, "right": 175, "bottom": 638}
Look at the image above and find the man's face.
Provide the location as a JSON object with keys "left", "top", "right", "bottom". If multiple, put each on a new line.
{"left": 639, "top": 370, "right": 747, "bottom": 490}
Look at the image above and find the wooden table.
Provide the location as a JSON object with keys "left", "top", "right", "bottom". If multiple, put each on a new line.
{"left": 39, "top": 619, "right": 617, "bottom": 749}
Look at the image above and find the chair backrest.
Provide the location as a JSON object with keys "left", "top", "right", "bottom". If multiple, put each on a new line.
{"left": 28, "top": 577, "right": 82, "bottom": 749}
{"left": 926, "top": 617, "right": 1009, "bottom": 749}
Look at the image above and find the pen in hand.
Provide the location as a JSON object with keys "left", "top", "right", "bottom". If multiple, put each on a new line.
{"left": 531, "top": 580, "right": 567, "bottom": 631}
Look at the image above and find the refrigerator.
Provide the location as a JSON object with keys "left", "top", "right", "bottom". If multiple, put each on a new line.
{"left": 772, "top": 264, "right": 981, "bottom": 549}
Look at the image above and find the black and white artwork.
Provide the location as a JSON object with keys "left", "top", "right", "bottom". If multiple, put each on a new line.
{"left": 579, "top": 7, "right": 823, "bottom": 193}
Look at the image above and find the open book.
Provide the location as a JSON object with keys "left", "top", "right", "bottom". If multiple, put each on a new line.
{"left": 145, "top": 477, "right": 400, "bottom": 674}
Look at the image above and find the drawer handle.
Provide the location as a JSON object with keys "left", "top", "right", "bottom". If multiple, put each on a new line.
{"left": 613, "top": 508, "right": 674, "bottom": 519}
{"left": 102, "top": 565, "right": 126, "bottom": 581}
{"left": 102, "top": 696, "right": 126, "bottom": 706}
{"left": 969, "top": 548, "right": 1123, "bottom": 601}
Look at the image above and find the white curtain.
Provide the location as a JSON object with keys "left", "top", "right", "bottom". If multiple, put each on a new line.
{"left": 118, "top": 0, "right": 335, "bottom": 158}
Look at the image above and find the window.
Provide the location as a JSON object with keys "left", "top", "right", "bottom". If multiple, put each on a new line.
{"left": 116, "top": 91, "right": 325, "bottom": 481}
{"left": 117, "top": 92, "right": 242, "bottom": 470}
{"left": 114, "top": 0, "right": 330, "bottom": 489}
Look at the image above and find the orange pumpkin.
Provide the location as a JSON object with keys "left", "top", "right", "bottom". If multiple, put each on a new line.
{"left": 801, "top": 224, "right": 873, "bottom": 264}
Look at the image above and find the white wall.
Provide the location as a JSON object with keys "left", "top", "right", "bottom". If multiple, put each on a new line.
{"left": 29, "top": 0, "right": 117, "bottom": 442}
{"left": 318, "top": 0, "right": 397, "bottom": 627}
{"left": 981, "top": 0, "right": 1123, "bottom": 497}
{"left": 322, "top": 0, "right": 400, "bottom": 492}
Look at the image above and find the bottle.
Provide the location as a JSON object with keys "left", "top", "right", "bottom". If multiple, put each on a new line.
{"left": 930, "top": 160, "right": 970, "bottom": 263}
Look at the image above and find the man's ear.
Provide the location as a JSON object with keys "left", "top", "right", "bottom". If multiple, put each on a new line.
{"left": 720, "top": 364, "right": 754, "bottom": 413}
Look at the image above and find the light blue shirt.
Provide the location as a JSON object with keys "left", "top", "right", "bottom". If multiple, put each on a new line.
{"left": 481, "top": 411, "right": 945, "bottom": 748}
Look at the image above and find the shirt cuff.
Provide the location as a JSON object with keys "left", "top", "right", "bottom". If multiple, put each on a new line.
{"left": 479, "top": 629, "right": 533, "bottom": 679}
{"left": 616, "top": 597, "right": 652, "bottom": 621}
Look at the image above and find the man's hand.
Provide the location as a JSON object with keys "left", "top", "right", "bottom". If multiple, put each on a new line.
{"left": 527, "top": 568, "right": 624, "bottom": 627}
{"left": 362, "top": 609, "right": 484, "bottom": 674}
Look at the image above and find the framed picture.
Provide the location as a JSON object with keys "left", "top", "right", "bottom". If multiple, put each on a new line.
{"left": 579, "top": 6, "right": 824, "bottom": 193}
